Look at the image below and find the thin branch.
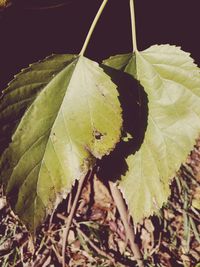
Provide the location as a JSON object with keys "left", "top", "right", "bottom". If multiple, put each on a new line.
{"left": 52, "top": 244, "right": 63, "bottom": 265}
{"left": 109, "top": 181, "right": 144, "bottom": 267}
{"left": 62, "top": 170, "right": 93, "bottom": 267}
{"left": 57, "top": 213, "right": 114, "bottom": 264}
{"left": 67, "top": 192, "right": 72, "bottom": 214}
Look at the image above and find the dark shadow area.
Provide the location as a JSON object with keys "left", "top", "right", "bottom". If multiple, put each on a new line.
{"left": 98, "top": 65, "right": 148, "bottom": 182}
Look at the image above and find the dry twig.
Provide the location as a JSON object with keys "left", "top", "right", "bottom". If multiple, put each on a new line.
{"left": 62, "top": 170, "right": 93, "bottom": 267}
{"left": 109, "top": 181, "right": 144, "bottom": 267}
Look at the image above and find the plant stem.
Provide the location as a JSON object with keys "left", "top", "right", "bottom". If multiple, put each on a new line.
{"left": 79, "top": 0, "right": 108, "bottom": 56}
{"left": 109, "top": 181, "right": 144, "bottom": 267}
{"left": 62, "top": 170, "right": 93, "bottom": 267}
{"left": 129, "top": 0, "right": 138, "bottom": 52}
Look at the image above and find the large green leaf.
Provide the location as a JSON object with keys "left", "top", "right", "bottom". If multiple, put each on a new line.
{"left": 0, "top": 55, "right": 122, "bottom": 232}
{"left": 104, "top": 44, "right": 200, "bottom": 222}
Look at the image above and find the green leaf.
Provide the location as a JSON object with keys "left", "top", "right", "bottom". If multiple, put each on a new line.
{"left": 104, "top": 44, "right": 200, "bottom": 222}
{"left": 0, "top": 55, "right": 122, "bottom": 232}
{"left": 0, "top": 54, "right": 76, "bottom": 154}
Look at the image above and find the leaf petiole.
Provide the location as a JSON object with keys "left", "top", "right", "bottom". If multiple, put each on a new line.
{"left": 79, "top": 0, "right": 108, "bottom": 56}
{"left": 129, "top": 0, "right": 138, "bottom": 52}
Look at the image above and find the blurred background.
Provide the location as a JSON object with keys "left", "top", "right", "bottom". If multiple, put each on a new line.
{"left": 0, "top": 0, "right": 199, "bottom": 90}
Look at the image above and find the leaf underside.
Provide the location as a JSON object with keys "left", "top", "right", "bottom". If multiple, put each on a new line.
{"left": 104, "top": 44, "right": 200, "bottom": 223}
{"left": 0, "top": 54, "right": 122, "bottom": 232}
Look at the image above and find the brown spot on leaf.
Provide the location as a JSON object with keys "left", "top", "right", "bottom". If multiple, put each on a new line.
{"left": 93, "top": 129, "right": 104, "bottom": 141}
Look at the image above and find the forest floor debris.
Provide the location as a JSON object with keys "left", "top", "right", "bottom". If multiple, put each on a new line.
{"left": 0, "top": 141, "right": 200, "bottom": 267}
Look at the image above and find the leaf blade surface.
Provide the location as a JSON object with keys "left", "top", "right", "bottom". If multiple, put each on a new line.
{"left": 0, "top": 55, "right": 122, "bottom": 231}
{"left": 104, "top": 45, "right": 200, "bottom": 222}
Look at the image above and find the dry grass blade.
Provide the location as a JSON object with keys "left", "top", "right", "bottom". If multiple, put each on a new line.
{"left": 73, "top": 219, "right": 115, "bottom": 264}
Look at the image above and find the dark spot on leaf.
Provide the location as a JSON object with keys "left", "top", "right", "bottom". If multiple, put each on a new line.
{"left": 96, "top": 85, "right": 105, "bottom": 97}
{"left": 93, "top": 130, "right": 103, "bottom": 141}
